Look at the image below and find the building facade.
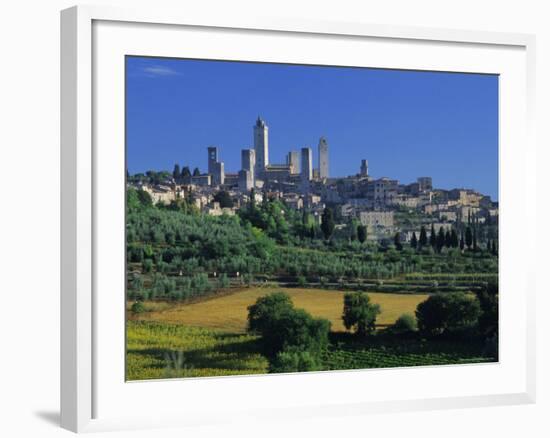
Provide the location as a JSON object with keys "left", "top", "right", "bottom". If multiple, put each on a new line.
{"left": 286, "top": 150, "right": 300, "bottom": 174}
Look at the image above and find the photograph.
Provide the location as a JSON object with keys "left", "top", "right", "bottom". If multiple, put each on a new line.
{"left": 125, "top": 56, "right": 499, "bottom": 381}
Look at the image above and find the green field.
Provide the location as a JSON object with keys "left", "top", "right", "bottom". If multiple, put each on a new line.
{"left": 127, "top": 321, "right": 268, "bottom": 380}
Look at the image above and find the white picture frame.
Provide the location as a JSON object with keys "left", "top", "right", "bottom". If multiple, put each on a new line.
{"left": 60, "top": 4, "right": 536, "bottom": 433}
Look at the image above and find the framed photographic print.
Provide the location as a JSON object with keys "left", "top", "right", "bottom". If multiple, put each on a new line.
{"left": 61, "top": 5, "right": 536, "bottom": 433}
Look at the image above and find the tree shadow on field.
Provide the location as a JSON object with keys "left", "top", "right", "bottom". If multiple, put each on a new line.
{"left": 128, "top": 336, "right": 266, "bottom": 373}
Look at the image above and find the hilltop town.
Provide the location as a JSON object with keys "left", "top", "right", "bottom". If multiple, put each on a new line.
{"left": 128, "top": 116, "right": 498, "bottom": 244}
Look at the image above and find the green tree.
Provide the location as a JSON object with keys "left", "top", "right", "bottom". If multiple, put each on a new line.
{"left": 320, "top": 207, "right": 335, "bottom": 240}
{"left": 415, "top": 292, "right": 481, "bottom": 337}
{"left": 429, "top": 224, "right": 437, "bottom": 248}
{"left": 474, "top": 281, "right": 498, "bottom": 338}
{"left": 460, "top": 230, "right": 465, "bottom": 250}
{"left": 394, "top": 232, "right": 402, "bottom": 251}
{"left": 342, "top": 292, "right": 381, "bottom": 336}
{"left": 247, "top": 292, "right": 330, "bottom": 356}
{"left": 357, "top": 225, "right": 367, "bottom": 244}
{"left": 410, "top": 232, "right": 418, "bottom": 249}
{"left": 451, "top": 229, "right": 459, "bottom": 248}
{"left": 192, "top": 167, "right": 201, "bottom": 177}
{"left": 419, "top": 225, "right": 428, "bottom": 247}
{"left": 172, "top": 163, "right": 181, "bottom": 180}
{"left": 213, "top": 190, "right": 234, "bottom": 208}
{"left": 465, "top": 226, "right": 473, "bottom": 249}
{"left": 444, "top": 229, "right": 452, "bottom": 248}
{"left": 436, "top": 227, "right": 445, "bottom": 252}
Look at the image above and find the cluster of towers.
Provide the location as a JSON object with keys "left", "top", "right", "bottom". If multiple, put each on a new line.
{"left": 206, "top": 117, "right": 330, "bottom": 193}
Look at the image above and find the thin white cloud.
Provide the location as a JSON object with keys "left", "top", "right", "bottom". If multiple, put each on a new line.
{"left": 141, "top": 65, "right": 180, "bottom": 77}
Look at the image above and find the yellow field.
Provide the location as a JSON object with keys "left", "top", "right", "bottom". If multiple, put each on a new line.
{"left": 133, "top": 288, "right": 429, "bottom": 332}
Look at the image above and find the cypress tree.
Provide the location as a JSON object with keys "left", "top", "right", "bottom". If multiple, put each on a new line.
{"left": 321, "top": 207, "right": 335, "bottom": 240}
{"left": 429, "top": 224, "right": 437, "bottom": 248}
{"left": 459, "top": 231, "right": 465, "bottom": 251}
{"left": 444, "top": 229, "right": 452, "bottom": 248}
{"left": 172, "top": 164, "right": 181, "bottom": 181}
{"left": 410, "top": 232, "right": 418, "bottom": 250}
{"left": 394, "top": 232, "right": 402, "bottom": 251}
{"left": 450, "top": 229, "right": 459, "bottom": 248}
{"left": 357, "top": 225, "right": 367, "bottom": 244}
{"left": 181, "top": 166, "right": 191, "bottom": 178}
{"left": 465, "top": 226, "right": 473, "bottom": 250}
{"left": 419, "top": 226, "right": 428, "bottom": 248}
{"left": 436, "top": 227, "right": 445, "bottom": 252}
{"left": 192, "top": 167, "right": 201, "bottom": 177}
{"left": 473, "top": 228, "right": 478, "bottom": 251}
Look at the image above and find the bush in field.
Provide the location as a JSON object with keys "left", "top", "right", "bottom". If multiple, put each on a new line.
{"left": 269, "top": 348, "right": 322, "bottom": 373}
{"left": 415, "top": 292, "right": 481, "bottom": 337}
{"left": 130, "top": 301, "right": 146, "bottom": 314}
{"left": 247, "top": 292, "right": 331, "bottom": 356}
{"left": 342, "top": 292, "right": 381, "bottom": 336}
{"left": 391, "top": 313, "right": 418, "bottom": 334}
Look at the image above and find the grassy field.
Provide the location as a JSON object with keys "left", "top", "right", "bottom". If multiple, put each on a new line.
{"left": 127, "top": 321, "right": 268, "bottom": 380}
{"left": 130, "top": 287, "right": 430, "bottom": 332}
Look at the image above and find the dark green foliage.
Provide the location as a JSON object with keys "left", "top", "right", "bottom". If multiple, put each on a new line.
{"left": 444, "top": 229, "right": 452, "bottom": 248}
{"left": 394, "top": 232, "right": 402, "bottom": 250}
{"left": 415, "top": 292, "right": 481, "bottom": 336}
{"left": 342, "top": 292, "right": 381, "bottom": 336}
{"left": 269, "top": 347, "right": 322, "bottom": 373}
{"left": 247, "top": 292, "right": 331, "bottom": 357}
{"left": 247, "top": 292, "right": 294, "bottom": 336}
{"left": 451, "top": 229, "right": 459, "bottom": 248}
{"left": 474, "top": 281, "right": 498, "bottom": 338}
{"left": 357, "top": 225, "right": 367, "bottom": 244}
{"left": 181, "top": 166, "right": 191, "bottom": 178}
{"left": 465, "top": 226, "right": 473, "bottom": 249}
{"left": 213, "top": 190, "right": 234, "bottom": 208}
{"left": 436, "top": 227, "right": 445, "bottom": 252}
{"left": 127, "top": 187, "right": 153, "bottom": 212}
{"left": 172, "top": 164, "right": 181, "bottom": 180}
{"left": 321, "top": 207, "right": 335, "bottom": 240}
{"left": 410, "top": 232, "right": 418, "bottom": 249}
{"left": 130, "top": 301, "right": 146, "bottom": 314}
{"left": 429, "top": 224, "right": 437, "bottom": 248}
{"left": 238, "top": 197, "right": 290, "bottom": 244}
{"left": 192, "top": 167, "right": 201, "bottom": 176}
{"left": 391, "top": 313, "right": 418, "bottom": 334}
{"left": 419, "top": 226, "right": 428, "bottom": 248}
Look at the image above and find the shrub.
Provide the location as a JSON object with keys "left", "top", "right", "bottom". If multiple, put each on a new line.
{"left": 342, "top": 292, "right": 381, "bottom": 336}
{"left": 130, "top": 301, "right": 146, "bottom": 314}
{"left": 269, "top": 348, "right": 322, "bottom": 373}
{"left": 392, "top": 313, "right": 418, "bottom": 334}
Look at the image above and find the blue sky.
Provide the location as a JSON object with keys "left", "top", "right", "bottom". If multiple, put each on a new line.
{"left": 126, "top": 56, "right": 498, "bottom": 200}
